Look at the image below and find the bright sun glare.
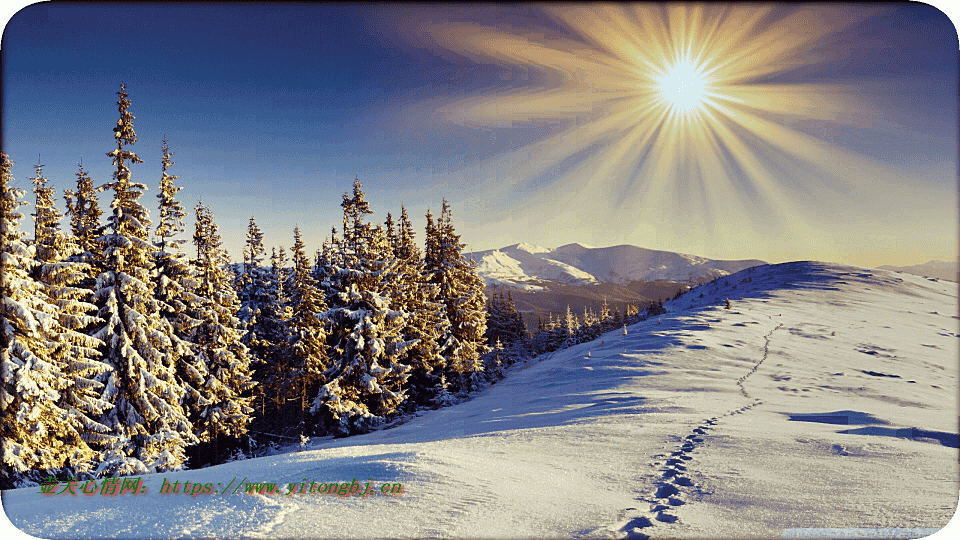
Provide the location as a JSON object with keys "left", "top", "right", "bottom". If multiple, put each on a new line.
{"left": 656, "top": 60, "right": 710, "bottom": 115}
{"left": 425, "top": 4, "right": 888, "bottom": 248}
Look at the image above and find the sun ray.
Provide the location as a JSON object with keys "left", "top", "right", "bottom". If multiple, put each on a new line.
{"left": 420, "top": 3, "right": 903, "bottom": 253}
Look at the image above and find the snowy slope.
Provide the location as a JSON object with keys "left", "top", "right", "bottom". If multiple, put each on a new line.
{"left": 3, "top": 261, "right": 958, "bottom": 539}
{"left": 465, "top": 242, "right": 765, "bottom": 290}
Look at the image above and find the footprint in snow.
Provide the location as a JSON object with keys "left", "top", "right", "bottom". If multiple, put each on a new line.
{"left": 655, "top": 483, "right": 680, "bottom": 498}
{"left": 656, "top": 512, "right": 678, "bottom": 523}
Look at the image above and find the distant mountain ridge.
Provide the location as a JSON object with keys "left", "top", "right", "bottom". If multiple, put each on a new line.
{"left": 877, "top": 260, "right": 958, "bottom": 282}
{"left": 464, "top": 242, "right": 766, "bottom": 291}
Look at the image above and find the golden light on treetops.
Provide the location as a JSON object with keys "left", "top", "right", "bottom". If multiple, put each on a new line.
{"left": 417, "top": 3, "right": 935, "bottom": 263}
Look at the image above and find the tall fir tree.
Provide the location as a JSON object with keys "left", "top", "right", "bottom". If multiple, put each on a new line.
{"left": 250, "top": 245, "right": 292, "bottom": 434}
{"left": 282, "top": 226, "right": 329, "bottom": 434}
{"left": 390, "top": 205, "right": 453, "bottom": 408}
{"left": 504, "top": 292, "right": 526, "bottom": 343}
{"left": 64, "top": 159, "right": 103, "bottom": 269}
{"left": 90, "top": 84, "right": 196, "bottom": 475}
{"left": 2, "top": 154, "right": 114, "bottom": 487}
{"left": 237, "top": 216, "right": 266, "bottom": 332}
{"left": 235, "top": 218, "right": 291, "bottom": 432}
{"left": 424, "top": 200, "right": 489, "bottom": 393}
{"left": 153, "top": 139, "right": 206, "bottom": 429}
{"left": 29, "top": 160, "right": 115, "bottom": 477}
{"left": 1, "top": 155, "right": 72, "bottom": 486}
{"left": 190, "top": 203, "right": 255, "bottom": 445}
{"left": 312, "top": 179, "right": 412, "bottom": 434}
{"left": 560, "top": 305, "right": 579, "bottom": 347}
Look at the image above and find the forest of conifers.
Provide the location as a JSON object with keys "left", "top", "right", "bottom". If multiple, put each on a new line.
{"left": 0, "top": 84, "right": 661, "bottom": 488}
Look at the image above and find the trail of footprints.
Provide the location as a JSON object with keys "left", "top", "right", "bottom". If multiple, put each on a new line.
{"left": 736, "top": 323, "right": 783, "bottom": 399}
{"left": 618, "top": 323, "right": 783, "bottom": 539}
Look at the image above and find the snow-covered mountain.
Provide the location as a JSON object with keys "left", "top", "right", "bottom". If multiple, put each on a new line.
{"left": 465, "top": 242, "right": 766, "bottom": 291}
{"left": 4, "top": 261, "right": 957, "bottom": 539}
{"left": 878, "top": 260, "right": 958, "bottom": 282}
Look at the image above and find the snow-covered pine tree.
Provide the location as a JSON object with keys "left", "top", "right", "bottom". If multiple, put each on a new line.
{"left": 313, "top": 226, "right": 342, "bottom": 293}
{"left": 29, "top": 160, "right": 115, "bottom": 478}
{"left": 90, "top": 84, "right": 196, "bottom": 475}
{"left": 282, "top": 226, "right": 329, "bottom": 434}
{"left": 64, "top": 159, "right": 103, "bottom": 269}
{"left": 311, "top": 179, "right": 412, "bottom": 435}
{"left": 384, "top": 212, "right": 398, "bottom": 256}
{"left": 237, "top": 216, "right": 266, "bottom": 332}
{"left": 646, "top": 299, "right": 666, "bottom": 317}
{"left": 390, "top": 205, "right": 452, "bottom": 409}
{"left": 424, "top": 200, "right": 489, "bottom": 393}
{"left": 235, "top": 218, "right": 287, "bottom": 432}
{"left": 581, "top": 305, "right": 599, "bottom": 341}
{"left": 612, "top": 306, "right": 623, "bottom": 327}
{"left": 484, "top": 288, "right": 526, "bottom": 355}
{"left": 153, "top": 139, "right": 206, "bottom": 430}
{"left": 247, "top": 245, "right": 292, "bottom": 436}
{"left": 504, "top": 291, "right": 526, "bottom": 344}
{"left": 484, "top": 290, "right": 506, "bottom": 345}
{"left": 190, "top": 203, "right": 255, "bottom": 446}
{"left": 1, "top": 153, "right": 103, "bottom": 488}
{"left": 534, "top": 311, "right": 563, "bottom": 353}
{"left": 560, "top": 305, "right": 579, "bottom": 347}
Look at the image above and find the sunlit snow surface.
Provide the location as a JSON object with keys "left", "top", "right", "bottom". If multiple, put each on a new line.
{"left": 3, "top": 262, "right": 958, "bottom": 539}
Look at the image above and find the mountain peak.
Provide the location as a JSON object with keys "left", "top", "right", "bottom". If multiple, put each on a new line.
{"left": 555, "top": 242, "right": 594, "bottom": 251}
{"left": 469, "top": 241, "right": 767, "bottom": 288}
{"left": 508, "top": 242, "right": 551, "bottom": 254}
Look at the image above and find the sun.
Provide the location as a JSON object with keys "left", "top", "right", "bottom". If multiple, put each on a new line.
{"left": 422, "top": 4, "right": 885, "bottom": 248}
{"left": 655, "top": 59, "right": 711, "bottom": 115}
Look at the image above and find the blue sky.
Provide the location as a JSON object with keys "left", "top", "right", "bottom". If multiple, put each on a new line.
{"left": 1, "top": 2, "right": 958, "bottom": 267}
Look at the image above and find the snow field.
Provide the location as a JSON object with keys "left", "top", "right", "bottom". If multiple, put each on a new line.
{"left": 3, "top": 261, "right": 958, "bottom": 539}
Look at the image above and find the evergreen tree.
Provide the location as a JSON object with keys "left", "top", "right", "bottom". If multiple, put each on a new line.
{"left": 424, "top": 200, "right": 488, "bottom": 393}
{"left": 249, "top": 246, "right": 292, "bottom": 432}
{"left": 560, "top": 305, "right": 579, "bottom": 346}
{"left": 283, "top": 226, "right": 329, "bottom": 434}
{"left": 235, "top": 218, "right": 290, "bottom": 432}
{"left": 484, "top": 290, "right": 507, "bottom": 345}
{"left": 504, "top": 292, "right": 526, "bottom": 343}
{"left": 90, "top": 84, "right": 196, "bottom": 475}
{"left": 313, "top": 226, "right": 341, "bottom": 293}
{"left": 64, "top": 159, "right": 103, "bottom": 268}
{"left": 1, "top": 153, "right": 104, "bottom": 487}
{"left": 485, "top": 289, "right": 525, "bottom": 349}
{"left": 599, "top": 297, "right": 612, "bottom": 332}
{"left": 190, "top": 203, "right": 255, "bottom": 444}
{"left": 646, "top": 299, "right": 666, "bottom": 317}
{"left": 390, "top": 205, "right": 452, "bottom": 408}
{"left": 29, "top": 160, "right": 115, "bottom": 477}
{"left": 237, "top": 216, "right": 266, "bottom": 332}
{"left": 312, "top": 179, "right": 412, "bottom": 434}
{"left": 581, "top": 305, "right": 600, "bottom": 341}
{"left": 153, "top": 139, "right": 205, "bottom": 429}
